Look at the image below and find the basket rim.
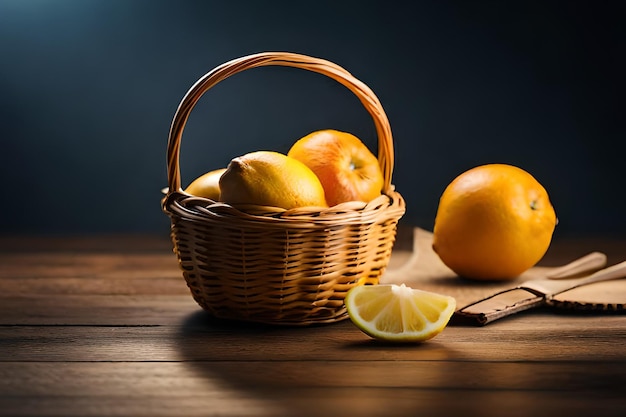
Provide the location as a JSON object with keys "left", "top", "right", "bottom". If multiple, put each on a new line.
{"left": 165, "top": 51, "right": 397, "bottom": 203}
{"left": 163, "top": 187, "right": 406, "bottom": 228}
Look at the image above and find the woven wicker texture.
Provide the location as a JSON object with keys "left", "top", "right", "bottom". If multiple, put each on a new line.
{"left": 162, "top": 52, "right": 406, "bottom": 325}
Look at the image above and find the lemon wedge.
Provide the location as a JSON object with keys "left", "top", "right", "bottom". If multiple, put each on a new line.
{"left": 345, "top": 284, "right": 456, "bottom": 343}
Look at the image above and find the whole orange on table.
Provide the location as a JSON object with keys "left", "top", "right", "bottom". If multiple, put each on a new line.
{"left": 432, "top": 163, "right": 557, "bottom": 281}
{"left": 288, "top": 129, "right": 383, "bottom": 206}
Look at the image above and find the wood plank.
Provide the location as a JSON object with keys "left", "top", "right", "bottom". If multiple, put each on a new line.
{"left": 2, "top": 315, "right": 626, "bottom": 362}
{"left": 0, "top": 361, "right": 624, "bottom": 393}
{"left": 0, "top": 277, "right": 189, "bottom": 296}
{"left": 0, "top": 251, "right": 188, "bottom": 296}
{"left": 1, "top": 389, "right": 622, "bottom": 417}
{"left": 0, "top": 363, "right": 624, "bottom": 417}
{"left": 0, "top": 235, "right": 174, "bottom": 253}
{"left": 0, "top": 253, "right": 180, "bottom": 279}
{"left": 0, "top": 295, "right": 198, "bottom": 326}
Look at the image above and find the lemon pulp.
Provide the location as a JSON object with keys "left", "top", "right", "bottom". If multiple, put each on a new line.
{"left": 345, "top": 284, "right": 456, "bottom": 343}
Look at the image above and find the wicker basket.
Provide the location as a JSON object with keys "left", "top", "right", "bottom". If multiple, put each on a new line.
{"left": 162, "top": 52, "right": 406, "bottom": 325}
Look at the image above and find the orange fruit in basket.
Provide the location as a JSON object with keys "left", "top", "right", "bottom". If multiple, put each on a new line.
{"left": 432, "top": 163, "right": 557, "bottom": 281}
{"left": 184, "top": 168, "right": 226, "bottom": 200}
{"left": 219, "top": 151, "right": 328, "bottom": 210}
{"left": 287, "top": 129, "right": 383, "bottom": 206}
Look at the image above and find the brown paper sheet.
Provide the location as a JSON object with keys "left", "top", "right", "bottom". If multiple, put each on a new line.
{"left": 382, "top": 228, "right": 626, "bottom": 313}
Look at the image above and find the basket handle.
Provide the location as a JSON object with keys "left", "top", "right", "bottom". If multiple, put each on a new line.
{"left": 167, "top": 52, "right": 395, "bottom": 195}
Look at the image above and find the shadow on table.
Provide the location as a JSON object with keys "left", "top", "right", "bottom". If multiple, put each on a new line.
{"left": 174, "top": 309, "right": 466, "bottom": 416}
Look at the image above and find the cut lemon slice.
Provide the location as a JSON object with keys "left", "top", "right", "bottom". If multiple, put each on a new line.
{"left": 345, "top": 283, "right": 456, "bottom": 342}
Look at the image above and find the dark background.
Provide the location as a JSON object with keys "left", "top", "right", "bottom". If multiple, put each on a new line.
{"left": 1, "top": 0, "right": 624, "bottom": 238}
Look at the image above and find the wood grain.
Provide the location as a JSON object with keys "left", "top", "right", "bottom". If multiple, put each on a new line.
{"left": 1, "top": 230, "right": 625, "bottom": 417}
{"left": 2, "top": 315, "right": 626, "bottom": 362}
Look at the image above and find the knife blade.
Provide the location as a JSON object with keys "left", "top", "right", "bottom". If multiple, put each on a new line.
{"left": 454, "top": 254, "right": 626, "bottom": 326}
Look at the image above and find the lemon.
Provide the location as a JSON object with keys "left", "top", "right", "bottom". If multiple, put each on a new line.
{"left": 219, "top": 151, "right": 328, "bottom": 210}
{"left": 432, "top": 163, "right": 557, "bottom": 280}
{"left": 184, "top": 168, "right": 226, "bottom": 200}
{"left": 345, "top": 284, "right": 456, "bottom": 343}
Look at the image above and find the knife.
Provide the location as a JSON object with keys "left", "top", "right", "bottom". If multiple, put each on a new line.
{"left": 454, "top": 253, "right": 626, "bottom": 325}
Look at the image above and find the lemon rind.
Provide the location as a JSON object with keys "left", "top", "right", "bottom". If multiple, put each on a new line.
{"left": 345, "top": 284, "right": 456, "bottom": 342}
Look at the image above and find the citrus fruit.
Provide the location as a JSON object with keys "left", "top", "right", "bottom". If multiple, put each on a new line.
{"left": 345, "top": 284, "right": 456, "bottom": 343}
{"left": 432, "top": 163, "right": 557, "bottom": 281}
{"left": 287, "top": 129, "right": 383, "bottom": 206}
{"left": 184, "top": 168, "right": 226, "bottom": 200}
{"left": 218, "top": 150, "right": 328, "bottom": 210}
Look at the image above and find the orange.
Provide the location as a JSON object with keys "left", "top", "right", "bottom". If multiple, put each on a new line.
{"left": 184, "top": 168, "right": 226, "bottom": 200}
{"left": 218, "top": 151, "right": 328, "bottom": 210}
{"left": 432, "top": 163, "right": 557, "bottom": 281}
{"left": 287, "top": 129, "right": 383, "bottom": 206}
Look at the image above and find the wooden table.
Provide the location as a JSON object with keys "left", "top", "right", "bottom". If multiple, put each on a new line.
{"left": 1, "top": 229, "right": 625, "bottom": 417}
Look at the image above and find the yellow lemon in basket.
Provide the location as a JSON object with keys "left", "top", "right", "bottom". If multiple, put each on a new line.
{"left": 345, "top": 284, "right": 456, "bottom": 343}
{"left": 184, "top": 168, "right": 227, "bottom": 200}
{"left": 287, "top": 129, "right": 383, "bottom": 206}
{"left": 432, "top": 163, "right": 557, "bottom": 281}
{"left": 219, "top": 151, "right": 328, "bottom": 210}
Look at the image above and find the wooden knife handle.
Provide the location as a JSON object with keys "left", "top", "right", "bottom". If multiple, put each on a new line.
{"left": 452, "top": 288, "right": 545, "bottom": 326}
